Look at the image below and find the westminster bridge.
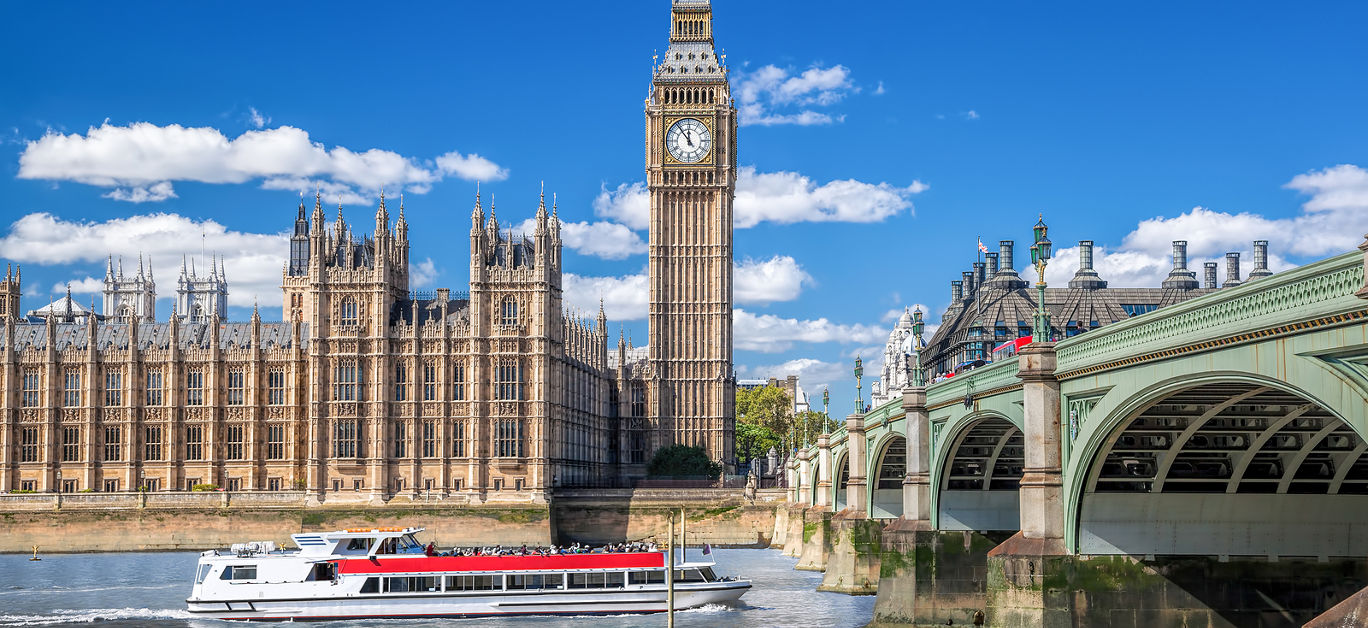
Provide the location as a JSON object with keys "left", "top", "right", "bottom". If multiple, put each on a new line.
{"left": 780, "top": 244, "right": 1368, "bottom": 626}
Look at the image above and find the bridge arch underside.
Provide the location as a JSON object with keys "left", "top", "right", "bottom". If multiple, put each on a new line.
{"left": 834, "top": 453, "right": 850, "bottom": 511}
{"left": 939, "top": 417, "right": 1023, "bottom": 530}
{"left": 871, "top": 436, "right": 906, "bottom": 519}
{"left": 1081, "top": 382, "right": 1368, "bottom": 558}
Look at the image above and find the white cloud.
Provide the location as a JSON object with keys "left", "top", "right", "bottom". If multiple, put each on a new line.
{"left": 735, "top": 64, "right": 857, "bottom": 127}
{"left": 435, "top": 151, "right": 509, "bottom": 182}
{"left": 735, "top": 256, "right": 812, "bottom": 305}
{"left": 734, "top": 166, "right": 926, "bottom": 228}
{"left": 513, "top": 218, "right": 646, "bottom": 260}
{"left": 409, "top": 258, "right": 439, "bottom": 288}
{"left": 50, "top": 276, "right": 103, "bottom": 296}
{"left": 102, "top": 181, "right": 177, "bottom": 203}
{"left": 1035, "top": 164, "right": 1368, "bottom": 288}
{"left": 563, "top": 271, "right": 649, "bottom": 321}
{"left": 593, "top": 182, "right": 650, "bottom": 231}
{"left": 733, "top": 309, "right": 885, "bottom": 353}
{"left": 874, "top": 81, "right": 886, "bottom": 96}
{"left": 963, "top": 110, "right": 980, "bottom": 120}
{"left": 248, "top": 107, "right": 269, "bottom": 129}
{"left": 739, "top": 358, "right": 848, "bottom": 395}
{"left": 0, "top": 212, "right": 286, "bottom": 311}
{"left": 593, "top": 168, "right": 927, "bottom": 231}
{"left": 17, "top": 121, "right": 505, "bottom": 203}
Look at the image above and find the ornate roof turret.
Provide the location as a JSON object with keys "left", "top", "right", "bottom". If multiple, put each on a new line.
{"left": 375, "top": 188, "right": 389, "bottom": 234}
{"left": 655, "top": 0, "right": 726, "bottom": 84}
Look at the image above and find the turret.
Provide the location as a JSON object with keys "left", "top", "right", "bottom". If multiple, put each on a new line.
{"left": 289, "top": 192, "right": 310, "bottom": 276}
{"left": 1161, "top": 240, "right": 1199, "bottom": 290}
{"left": 1204, "top": 262, "right": 1219, "bottom": 289}
{"left": 1224, "top": 252, "right": 1242, "bottom": 288}
{"left": 1248, "top": 240, "right": 1273, "bottom": 280}
{"left": 1068, "top": 240, "right": 1107, "bottom": 289}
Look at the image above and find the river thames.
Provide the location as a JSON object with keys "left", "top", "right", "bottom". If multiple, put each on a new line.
{"left": 0, "top": 548, "right": 873, "bottom": 627}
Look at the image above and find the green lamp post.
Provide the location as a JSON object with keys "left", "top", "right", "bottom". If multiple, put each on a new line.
{"left": 911, "top": 307, "right": 926, "bottom": 386}
{"left": 822, "top": 387, "right": 831, "bottom": 433}
{"left": 854, "top": 356, "right": 864, "bottom": 414}
{"left": 1029, "top": 214, "right": 1053, "bottom": 342}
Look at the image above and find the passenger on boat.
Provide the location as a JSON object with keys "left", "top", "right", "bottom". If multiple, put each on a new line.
{"left": 424, "top": 542, "right": 437, "bottom": 557}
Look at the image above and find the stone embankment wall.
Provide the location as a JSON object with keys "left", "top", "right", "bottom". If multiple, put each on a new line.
{"left": 0, "top": 489, "right": 786, "bottom": 553}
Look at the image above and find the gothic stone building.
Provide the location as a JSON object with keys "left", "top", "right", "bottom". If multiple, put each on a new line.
{"left": 0, "top": 0, "right": 739, "bottom": 499}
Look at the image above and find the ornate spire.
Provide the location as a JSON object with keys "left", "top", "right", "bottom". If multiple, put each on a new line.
{"left": 137, "top": 253, "right": 145, "bottom": 279}
{"left": 471, "top": 183, "right": 484, "bottom": 230}
{"left": 376, "top": 187, "right": 389, "bottom": 231}
{"left": 106, "top": 255, "right": 114, "bottom": 280}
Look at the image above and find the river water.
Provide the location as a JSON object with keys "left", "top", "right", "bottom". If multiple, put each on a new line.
{"left": 0, "top": 548, "right": 874, "bottom": 627}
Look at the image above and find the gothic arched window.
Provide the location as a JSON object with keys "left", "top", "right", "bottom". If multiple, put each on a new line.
{"left": 500, "top": 296, "right": 519, "bottom": 327}
{"left": 339, "top": 297, "right": 358, "bottom": 327}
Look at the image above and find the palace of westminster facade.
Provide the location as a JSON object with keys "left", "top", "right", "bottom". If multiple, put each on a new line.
{"left": 0, "top": 0, "right": 738, "bottom": 501}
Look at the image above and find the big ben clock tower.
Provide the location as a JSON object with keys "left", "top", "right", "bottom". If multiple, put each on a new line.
{"left": 645, "top": 0, "right": 737, "bottom": 464}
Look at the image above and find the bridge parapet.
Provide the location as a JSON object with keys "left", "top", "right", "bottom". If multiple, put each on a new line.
{"left": 1054, "top": 250, "right": 1364, "bottom": 377}
{"left": 927, "top": 359, "right": 1021, "bottom": 410}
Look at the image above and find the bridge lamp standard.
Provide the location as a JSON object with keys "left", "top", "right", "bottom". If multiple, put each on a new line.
{"left": 1029, "top": 214, "right": 1053, "bottom": 343}
{"left": 911, "top": 307, "right": 926, "bottom": 387}
{"left": 854, "top": 356, "right": 864, "bottom": 414}
{"left": 822, "top": 387, "right": 831, "bottom": 433}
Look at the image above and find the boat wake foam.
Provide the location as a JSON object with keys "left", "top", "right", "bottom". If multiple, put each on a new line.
{"left": 0, "top": 607, "right": 193, "bottom": 626}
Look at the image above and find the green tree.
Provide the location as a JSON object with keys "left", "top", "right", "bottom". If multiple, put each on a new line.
{"left": 735, "top": 420, "right": 782, "bottom": 464}
{"left": 647, "top": 445, "right": 722, "bottom": 477}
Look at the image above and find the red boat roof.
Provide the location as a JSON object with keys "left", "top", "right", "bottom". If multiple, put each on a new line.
{"left": 336, "top": 552, "right": 666, "bottom": 575}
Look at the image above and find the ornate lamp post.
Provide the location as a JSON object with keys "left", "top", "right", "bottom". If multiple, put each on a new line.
{"left": 911, "top": 307, "right": 926, "bottom": 386}
{"left": 1029, "top": 214, "right": 1053, "bottom": 342}
{"left": 854, "top": 356, "right": 864, "bottom": 414}
{"left": 822, "top": 387, "right": 831, "bottom": 433}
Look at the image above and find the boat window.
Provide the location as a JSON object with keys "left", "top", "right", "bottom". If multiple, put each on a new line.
{"left": 673, "top": 569, "right": 705, "bottom": 583}
{"left": 345, "top": 538, "right": 372, "bottom": 552}
{"left": 629, "top": 570, "right": 666, "bottom": 585}
{"left": 195, "top": 564, "right": 211, "bottom": 584}
{"left": 569, "top": 572, "right": 609, "bottom": 589}
{"left": 385, "top": 576, "right": 439, "bottom": 593}
{"left": 605, "top": 571, "right": 625, "bottom": 589}
{"left": 699, "top": 566, "right": 716, "bottom": 582}
{"left": 310, "top": 562, "right": 337, "bottom": 581}
{"left": 445, "top": 575, "right": 500, "bottom": 591}
{"left": 507, "top": 574, "right": 549, "bottom": 590}
{"left": 220, "top": 565, "right": 257, "bottom": 580}
{"left": 398, "top": 534, "right": 424, "bottom": 554}
{"left": 360, "top": 577, "right": 380, "bottom": 593}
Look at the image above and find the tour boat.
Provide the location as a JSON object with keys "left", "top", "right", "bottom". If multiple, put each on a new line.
{"left": 186, "top": 526, "right": 750, "bottom": 621}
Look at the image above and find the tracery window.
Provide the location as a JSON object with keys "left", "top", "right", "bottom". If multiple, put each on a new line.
{"left": 422, "top": 420, "right": 437, "bottom": 458}
{"left": 186, "top": 425, "right": 203, "bottom": 460}
{"left": 267, "top": 368, "right": 285, "bottom": 405}
{"left": 394, "top": 361, "right": 409, "bottom": 402}
{"left": 266, "top": 424, "right": 285, "bottom": 460}
{"left": 144, "top": 426, "right": 163, "bottom": 461}
{"left": 495, "top": 418, "right": 523, "bottom": 458}
{"left": 186, "top": 368, "right": 204, "bottom": 406}
{"left": 63, "top": 369, "right": 81, "bottom": 407}
{"left": 21, "top": 369, "right": 40, "bottom": 407}
{"left": 495, "top": 359, "right": 523, "bottom": 401}
{"left": 227, "top": 368, "right": 245, "bottom": 405}
{"left": 20, "top": 427, "right": 39, "bottom": 462}
{"left": 104, "top": 426, "right": 121, "bottom": 462}
{"left": 339, "top": 297, "right": 358, "bottom": 327}
{"left": 395, "top": 421, "right": 408, "bottom": 458}
{"left": 500, "top": 296, "right": 519, "bottom": 326}
{"left": 422, "top": 361, "right": 437, "bottom": 401}
{"left": 145, "top": 368, "right": 163, "bottom": 406}
{"left": 451, "top": 420, "right": 466, "bottom": 457}
{"left": 104, "top": 369, "right": 123, "bottom": 406}
{"left": 226, "top": 424, "right": 245, "bottom": 460}
{"left": 333, "top": 361, "right": 359, "bottom": 402}
{"left": 452, "top": 363, "right": 466, "bottom": 401}
{"left": 334, "top": 419, "right": 358, "bottom": 458}
{"left": 61, "top": 426, "right": 80, "bottom": 462}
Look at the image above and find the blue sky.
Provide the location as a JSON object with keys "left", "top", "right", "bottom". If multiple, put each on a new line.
{"left": 2, "top": 1, "right": 1366, "bottom": 401}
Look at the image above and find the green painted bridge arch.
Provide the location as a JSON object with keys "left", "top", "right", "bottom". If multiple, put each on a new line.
{"left": 793, "top": 246, "right": 1368, "bottom": 559}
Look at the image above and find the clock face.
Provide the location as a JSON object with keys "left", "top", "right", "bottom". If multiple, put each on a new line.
{"left": 666, "top": 118, "right": 712, "bottom": 163}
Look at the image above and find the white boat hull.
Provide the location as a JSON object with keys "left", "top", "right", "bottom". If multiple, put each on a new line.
{"left": 187, "top": 582, "right": 750, "bottom": 621}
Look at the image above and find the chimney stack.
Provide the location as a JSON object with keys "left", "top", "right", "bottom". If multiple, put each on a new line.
{"left": 973, "top": 262, "right": 986, "bottom": 293}
{"left": 1204, "top": 262, "right": 1218, "bottom": 289}
{"left": 962, "top": 271, "right": 975, "bottom": 298}
{"left": 988, "top": 240, "right": 1028, "bottom": 289}
{"left": 1162, "top": 240, "right": 1199, "bottom": 289}
{"left": 985, "top": 252, "right": 999, "bottom": 276}
{"left": 1224, "top": 253, "right": 1242, "bottom": 288}
{"left": 1068, "top": 240, "right": 1107, "bottom": 289}
{"left": 1248, "top": 240, "right": 1273, "bottom": 280}
{"left": 951, "top": 280, "right": 963, "bottom": 304}
{"left": 998, "top": 240, "right": 1015, "bottom": 274}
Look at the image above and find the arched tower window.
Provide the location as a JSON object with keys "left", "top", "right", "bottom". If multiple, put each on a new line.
{"left": 500, "top": 296, "right": 519, "bottom": 327}
{"left": 339, "top": 297, "right": 358, "bottom": 327}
